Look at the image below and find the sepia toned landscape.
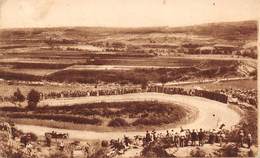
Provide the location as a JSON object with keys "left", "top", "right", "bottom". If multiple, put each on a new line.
{"left": 0, "top": 13, "right": 258, "bottom": 158}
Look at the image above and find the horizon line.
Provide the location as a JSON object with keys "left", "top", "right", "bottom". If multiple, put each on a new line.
{"left": 0, "top": 19, "right": 257, "bottom": 30}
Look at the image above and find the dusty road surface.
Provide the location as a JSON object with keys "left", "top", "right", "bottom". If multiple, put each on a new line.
{"left": 17, "top": 93, "right": 241, "bottom": 140}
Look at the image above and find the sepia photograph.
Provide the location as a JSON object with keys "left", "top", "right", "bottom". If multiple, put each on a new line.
{"left": 0, "top": 0, "right": 259, "bottom": 157}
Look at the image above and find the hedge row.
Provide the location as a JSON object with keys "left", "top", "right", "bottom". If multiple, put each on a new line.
{"left": 6, "top": 113, "right": 102, "bottom": 125}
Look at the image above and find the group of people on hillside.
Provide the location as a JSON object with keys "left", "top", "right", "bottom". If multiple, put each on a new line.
{"left": 38, "top": 85, "right": 229, "bottom": 104}
{"left": 143, "top": 128, "right": 253, "bottom": 149}
{"left": 0, "top": 83, "right": 257, "bottom": 108}
{"left": 215, "top": 88, "right": 257, "bottom": 107}
{"left": 37, "top": 86, "right": 258, "bottom": 107}
{"left": 41, "top": 87, "right": 142, "bottom": 100}
{"left": 147, "top": 86, "right": 228, "bottom": 103}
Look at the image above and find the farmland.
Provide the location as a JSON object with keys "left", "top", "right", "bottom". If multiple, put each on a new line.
{"left": 0, "top": 20, "right": 258, "bottom": 158}
{"left": 0, "top": 21, "right": 257, "bottom": 86}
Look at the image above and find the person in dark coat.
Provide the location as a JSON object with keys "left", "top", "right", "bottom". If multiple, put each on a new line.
{"left": 152, "top": 130, "right": 157, "bottom": 141}
{"left": 191, "top": 129, "right": 198, "bottom": 146}
{"left": 124, "top": 135, "right": 130, "bottom": 147}
{"left": 198, "top": 128, "right": 205, "bottom": 146}
{"left": 145, "top": 131, "right": 152, "bottom": 143}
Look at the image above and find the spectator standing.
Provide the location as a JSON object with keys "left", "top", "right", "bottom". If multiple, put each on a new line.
{"left": 247, "top": 133, "right": 252, "bottom": 148}
{"left": 185, "top": 129, "right": 191, "bottom": 146}
{"left": 198, "top": 129, "right": 205, "bottom": 146}
{"left": 179, "top": 129, "right": 186, "bottom": 147}
{"left": 208, "top": 130, "right": 214, "bottom": 144}
{"left": 145, "top": 131, "right": 152, "bottom": 144}
{"left": 174, "top": 132, "right": 180, "bottom": 147}
{"left": 152, "top": 130, "right": 157, "bottom": 141}
{"left": 219, "top": 131, "right": 225, "bottom": 147}
{"left": 238, "top": 130, "right": 245, "bottom": 147}
{"left": 191, "top": 129, "right": 197, "bottom": 146}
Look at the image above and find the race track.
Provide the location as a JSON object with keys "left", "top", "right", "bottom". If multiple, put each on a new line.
{"left": 16, "top": 92, "right": 241, "bottom": 140}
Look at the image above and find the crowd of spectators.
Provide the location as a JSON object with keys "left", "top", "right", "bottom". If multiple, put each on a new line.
{"left": 103, "top": 126, "right": 254, "bottom": 156}
{"left": 40, "top": 87, "right": 143, "bottom": 100}
{"left": 0, "top": 84, "right": 257, "bottom": 108}
{"left": 34, "top": 86, "right": 228, "bottom": 104}
{"left": 215, "top": 88, "right": 257, "bottom": 107}
{"left": 142, "top": 127, "right": 253, "bottom": 149}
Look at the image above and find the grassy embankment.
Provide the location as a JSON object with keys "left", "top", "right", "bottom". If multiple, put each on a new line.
{"left": 0, "top": 101, "right": 198, "bottom": 132}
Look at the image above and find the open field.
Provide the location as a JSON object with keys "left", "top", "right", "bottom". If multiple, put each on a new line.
{"left": 0, "top": 59, "right": 252, "bottom": 85}
{"left": 0, "top": 56, "right": 250, "bottom": 68}
{"left": 0, "top": 21, "right": 257, "bottom": 85}
{"left": 180, "top": 79, "right": 257, "bottom": 90}
{"left": 0, "top": 67, "right": 59, "bottom": 76}
{"left": 46, "top": 67, "right": 240, "bottom": 84}
{"left": 0, "top": 21, "right": 257, "bottom": 77}
{"left": 0, "top": 21, "right": 256, "bottom": 49}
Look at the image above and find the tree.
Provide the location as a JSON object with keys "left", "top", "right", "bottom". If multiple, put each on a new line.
{"left": 13, "top": 88, "right": 25, "bottom": 103}
{"left": 141, "top": 78, "right": 148, "bottom": 90}
{"left": 159, "top": 75, "right": 168, "bottom": 86}
{"left": 27, "top": 89, "right": 41, "bottom": 110}
{"left": 108, "top": 118, "right": 129, "bottom": 127}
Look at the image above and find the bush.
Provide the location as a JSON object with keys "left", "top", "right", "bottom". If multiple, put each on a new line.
{"left": 108, "top": 118, "right": 129, "bottom": 127}
{"left": 27, "top": 89, "right": 41, "bottom": 110}
{"left": 140, "top": 78, "right": 148, "bottom": 89}
{"left": 132, "top": 112, "right": 186, "bottom": 126}
{"left": 0, "top": 133, "right": 28, "bottom": 158}
{"left": 132, "top": 117, "right": 167, "bottom": 126}
{"left": 27, "top": 132, "right": 38, "bottom": 141}
{"left": 48, "top": 151, "right": 69, "bottom": 158}
{"left": 6, "top": 113, "right": 102, "bottom": 125}
{"left": 89, "top": 147, "right": 109, "bottom": 158}
{"left": 141, "top": 142, "right": 173, "bottom": 157}
{"left": 13, "top": 88, "right": 25, "bottom": 102}
{"left": 219, "top": 143, "right": 240, "bottom": 157}
{"left": 190, "top": 147, "right": 206, "bottom": 157}
{"left": 101, "top": 140, "right": 109, "bottom": 147}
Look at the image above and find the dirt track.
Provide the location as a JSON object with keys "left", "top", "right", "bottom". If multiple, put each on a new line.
{"left": 16, "top": 93, "right": 241, "bottom": 140}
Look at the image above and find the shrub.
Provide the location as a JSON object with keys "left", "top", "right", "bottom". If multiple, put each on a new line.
{"left": 141, "top": 142, "right": 173, "bottom": 157}
{"left": 27, "top": 132, "right": 38, "bottom": 141}
{"left": 0, "top": 133, "right": 28, "bottom": 158}
{"left": 88, "top": 147, "right": 109, "bottom": 158}
{"left": 247, "top": 148, "right": 258, "bottom": 157}
{"left": 27, "top": 89, "right": 41, "bottom": 110}
{"left": 219, "top": 143, "right": 240, "bottom": 157}
{"left": 190, "top": 147, "right": 206, "bottom": 157}
{"left": 48, "top": 151, "right": 69, "bottom": 158}
{"left": 101, "top": 140, "right": 109, "bottom": 147}
{"left": 132, "top": 113, "right": 184, "bottom": 126}
{"left": 159, "top": 75, "right": 169, "bottom": 85}
{"left": 108, "top": 118, "right": 129, "bottom": 127}
{"left": 6, "top": 113, "right": 102, "bottom": 125}
{"left": 13, "top": 88, "right": 25, "bottom": 102}
{"left": 140, "top": 78, "right": 148, "bottom": 89}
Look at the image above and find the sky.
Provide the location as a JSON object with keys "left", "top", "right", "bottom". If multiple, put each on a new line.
{"left": 0, "top": 0, "right": 259, "bottom": 28}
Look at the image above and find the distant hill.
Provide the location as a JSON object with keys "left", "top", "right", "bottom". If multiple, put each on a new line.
{"left": 169, "top": 20, "right": 257, "bottom": 41}
{"left": 0, "top": 20, "right": 257, "bottom": 42}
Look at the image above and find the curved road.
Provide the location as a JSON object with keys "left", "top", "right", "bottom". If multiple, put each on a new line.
{"left": 16, "top": 93, "right": 241, "bottom": 140}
